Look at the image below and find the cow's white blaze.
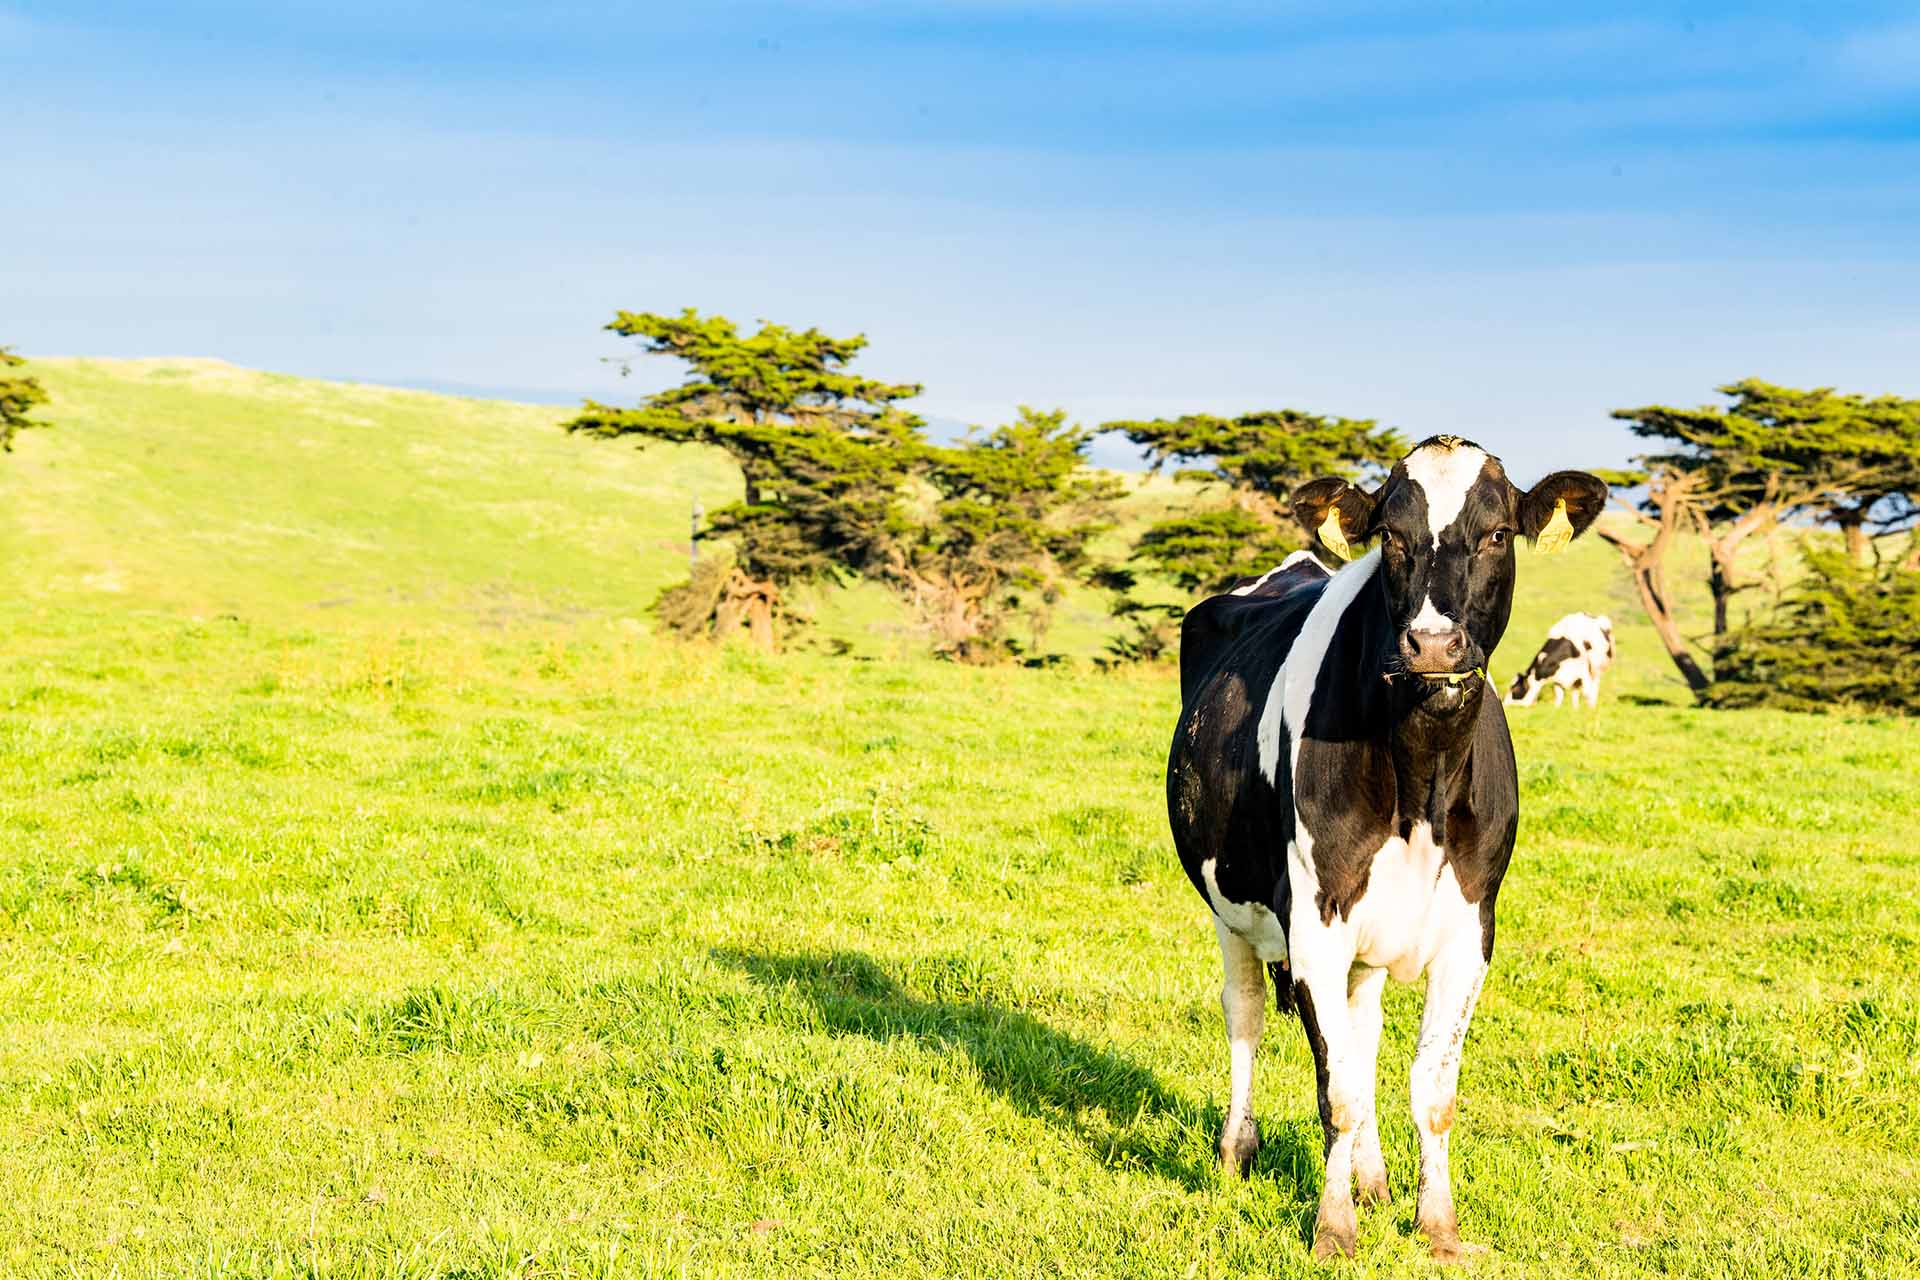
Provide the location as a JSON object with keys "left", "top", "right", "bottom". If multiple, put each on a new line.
{"left": 1409, "top": 595, "right": 1452, "bottom": 633}
{"left": 1402, "top": 442, "right": 1488, "bottom": 547}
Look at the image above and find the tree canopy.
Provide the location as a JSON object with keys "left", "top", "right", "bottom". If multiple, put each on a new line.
{"left": 1129, "top": 506, "right": 1290, "bottom": 594}
{"left": 1616, "top": 379, "right": 1920, "bottom": 566}
{"left": 0, "top": 347, "right": 49, "bottom": 452}
{"left": 568, "top": 309, "right": 925, "bottom": 583}
{"left": 1705, "top": 546, "right": 1920, "bottom": 714}
{"left": 899, "top": 407, "right": 1120, "bottom": 660}
{"left": 1109, "top": 410, "right": 1406, "bottom": 520}
{"left": 1602, "top": 378, "right": 1920, "bottom": 696}
{"left": 1101, "top": 408, "right": 1405, "bottom": 599}
{"left": 566, "top": 310, "right": 926, "bottom": 645}
{"left": 566, "top": 311, "right": 1119, "bottom": 659}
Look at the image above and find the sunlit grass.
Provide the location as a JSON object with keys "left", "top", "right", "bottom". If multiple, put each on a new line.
{"left": 0, "top": 609, "right": 1914, "bottom": 1277}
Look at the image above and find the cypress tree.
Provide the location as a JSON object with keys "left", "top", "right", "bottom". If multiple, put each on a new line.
{"left": 0, "top": 347, "right": 49, "bottom": 452}
{"left": 1705, "top": 545, "right": 1920, "bottom": 714}
{"left": 566, "top": 310, "right": 924, "bottom": 649}
{"left": 1103, "top": 410, "right": 1405, "bottom": 593}
{"left": 899, "top": 407, "right": 1120, "bottom": 662}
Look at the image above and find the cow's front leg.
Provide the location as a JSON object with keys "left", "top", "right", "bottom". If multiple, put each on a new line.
{"left": 1346, "top": 965, "right": 1390, "bottom": 1205}
{"left": 1292, "top": 929, "right": 1362, "bottom": 1259}
{"left": 1213, "top": 918, "right": 1266, "bottom": 1176}
{"left": 1411, "top": 932, "right": 1489, "bottom": 1264}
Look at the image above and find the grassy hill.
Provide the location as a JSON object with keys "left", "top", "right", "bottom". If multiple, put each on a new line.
{"left": 0, "top": 358, "right": 740, "bottom": 625}
{"left": 1, "top": 358, "right": 1912, "bottom": 1277}
{"left": 0, "top": 358, "right": 1214, "bottom": 658}
{"left": 3, "top": 356, "right": 1743, "bottom": 695}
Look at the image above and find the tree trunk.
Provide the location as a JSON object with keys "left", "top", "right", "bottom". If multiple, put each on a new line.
{"left": 932, "top": 584, "right": 989, "bottom": 661}
{"left": 743, "top": 593, "right": 775, "bottom": 652}
{"left": 1598, "top": 526, "right": 1712, "bottom": 696}
{"left": 1704, "top": 500, "right": 1775, "bottom": 637}
{"left": 713, "top": 571, "right": 780, "bottom": 652}
{"left": 1631, "top": 552, "right": 1712, "bottom": 693}
{"left": 1709, "top": 558, "right": 1731, "bottom": 636}
{"left": 1838, "top": 511, "right": 1871, "bottom": 565}
{"left": 891, "top": 560, "right": 995, "bottom": 661}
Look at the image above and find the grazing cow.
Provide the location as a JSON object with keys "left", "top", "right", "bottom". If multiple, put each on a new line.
{"left": 1505, "top": 613, "right": 1614, "bottom": 709}
{"left": 1166, "top": 436, "right": 1605, "bottom": 1262}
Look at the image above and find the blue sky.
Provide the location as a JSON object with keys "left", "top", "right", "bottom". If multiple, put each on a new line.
{"left": 5, "top": 2, "right": 1919, "bottom": 476}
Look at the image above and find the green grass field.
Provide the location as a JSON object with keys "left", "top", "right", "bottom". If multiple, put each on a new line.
{"left": 1, "top": 359, "right": 1915, "bottom": 1277}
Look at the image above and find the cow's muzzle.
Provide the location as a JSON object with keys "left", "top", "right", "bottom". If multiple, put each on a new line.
{"left": 1400, "top": 626, "right": 1469, "bottom": 674}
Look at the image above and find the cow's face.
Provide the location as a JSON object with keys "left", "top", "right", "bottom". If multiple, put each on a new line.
{"left": 1293, "top": 436, "right": 1608, "bottom": 714}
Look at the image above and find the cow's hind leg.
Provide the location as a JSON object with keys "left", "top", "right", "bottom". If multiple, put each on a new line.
{"left": 1214, "top": 917, "right": 1266, "bottom": 1176}
{"left": 1412, "top": 933, "right": 1490, "bottom": 1263}
{"left": 1347, "top": 965, "right": 1390, "bottom": 1205}
{"left": 1292, "top": 927, "right": 1362, "bottom": 1259}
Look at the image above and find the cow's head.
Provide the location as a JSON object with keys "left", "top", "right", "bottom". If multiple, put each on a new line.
{"left": 1293, "top": 436, "right": 1607, "bottom": 714}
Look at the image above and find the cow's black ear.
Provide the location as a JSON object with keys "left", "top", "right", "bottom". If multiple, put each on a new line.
{"left": 1291, "top": 476, "right": 1376, "bottom": 560}
{"left": 1518, "top": 471, "right": 1609, "bottom": 543}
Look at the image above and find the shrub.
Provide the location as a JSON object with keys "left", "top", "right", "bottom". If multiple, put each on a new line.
{"left": 1705, "top": 545, "right": 1920, "bottom": 714}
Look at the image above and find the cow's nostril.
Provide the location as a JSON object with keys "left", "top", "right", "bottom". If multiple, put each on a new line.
{"left": 1402, "top": 626, "right": 1468, "bottom": 672}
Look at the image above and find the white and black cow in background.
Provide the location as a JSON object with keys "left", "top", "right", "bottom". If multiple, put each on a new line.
{"left": 1167, "top": 436, "right": 1606, "bottom": 1262}
{"left": 1505, "top": 612, "right": 1614, "bottom": 708}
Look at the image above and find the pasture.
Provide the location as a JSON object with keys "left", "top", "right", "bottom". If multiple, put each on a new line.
{"left": 0, "top": 361, "right": 1915, "bottom": 1277}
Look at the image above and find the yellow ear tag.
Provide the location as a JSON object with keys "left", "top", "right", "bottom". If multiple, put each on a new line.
{"left": 1317, "top": 507, "right": 1351, "bottom": 561}
{"left": 1535, "top": 498, "right": 1574, "bottom": 555}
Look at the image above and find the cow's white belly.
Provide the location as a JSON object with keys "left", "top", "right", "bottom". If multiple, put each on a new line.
{"left": 1348, "top": 823, "right": 1480, "bottom": 983}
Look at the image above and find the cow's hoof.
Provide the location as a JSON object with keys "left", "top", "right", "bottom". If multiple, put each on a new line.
{"left": 1310, "top": 1223, "right": 1357, "bottom": 1260}
{"left": 1426, "top": 1231, "right": 1488, "bottom": 1265}
{"left": 1219, "top": 1118, "right": 1260, "bottom": 1178}
{"left": 1356, "top": 1169, "right": 1390, "bottom": 1205}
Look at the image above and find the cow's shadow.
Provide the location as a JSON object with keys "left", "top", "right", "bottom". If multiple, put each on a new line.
{"left": 716, "top": 947, "right": 1319, "bottom": 1197}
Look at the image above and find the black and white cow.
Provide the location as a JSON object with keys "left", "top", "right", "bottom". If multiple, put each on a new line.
{"left": 1167, "top": 436, "right": 1606, "bottom": 1262}
{"left": 1504, "top": 612, "right": 1614, "bottom": 709}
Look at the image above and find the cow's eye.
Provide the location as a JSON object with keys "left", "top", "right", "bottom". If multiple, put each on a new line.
{"left": 1482, "top": 528, "right": 1511, "bottom": 551}
{"left": 1380, "top": 530, "right": 1407, "bottom": 556}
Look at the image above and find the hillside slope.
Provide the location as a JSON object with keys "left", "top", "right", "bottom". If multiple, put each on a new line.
{"left": 2, "top": 356, "right": 1749, "bottom": 696}
{"left": 0, "top": 358, "right": 742, "bottom": 625}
